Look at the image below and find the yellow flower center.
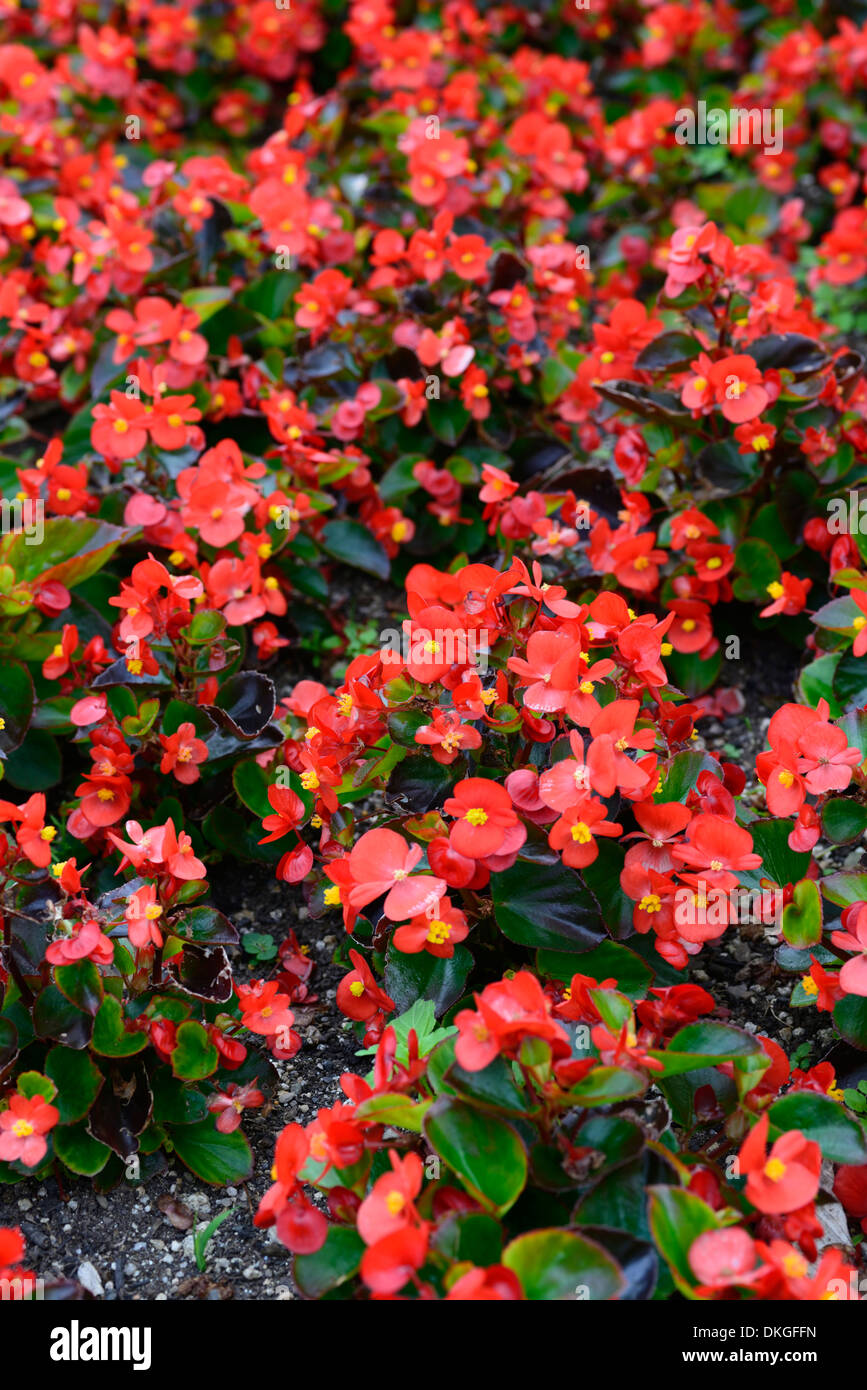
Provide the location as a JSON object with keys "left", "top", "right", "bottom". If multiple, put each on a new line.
{"left": 465, "top": 808, "right": 488, "bottom": 826}
{"left": 764, "top": 1157, "right": 786, "bottom": 1181}
{"left": 571, "top": 821, "right": 592, "bottom": 844}
{"left": 426, "top": 919, "right": 451, "bottom": 945}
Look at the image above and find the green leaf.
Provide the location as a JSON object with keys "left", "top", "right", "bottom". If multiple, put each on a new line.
{"left": 423, "top": 1098, "right": 527, "bottom": 1215}
{"left": 180, "top": 286, "right": 234, "bottom": 321}
{"left": 648, "top": 1187, "right": 723, "bottom": 1296}
{"left": 745, "top": 819, "right": 810, "bottom": 889}
{"left": 540, "top": 353, "right": 575, "bottom": 404}
{"left": 33, "top": 985, "right": 90, "bottom": 1048}
{"left": 0, "top": 1016, "right": 17, "bottom": 1071}
{"left": 537, "top": 941, "right": 653, "bottom": 999}
{"left": 491, "top": 855, "right": 604, "bottom": 952}
{"left": 194, "top": 1207, "right": 235, "bottom": 1272}
{"left": 502, "top": 1229, "right": 623, "bottom": 1301}
{"left": 797, "top": 653, "right": 841, "bottom": 714}
{"left": 44, "top": 1045, "right": 103, "bottom": 1124}
{"left": 386, "top": 709, "right": 430, "bottom": 747}
{"left": 52, "top": 1122, "right": 112, "bottom": 1176}
{"left": 4, "top": 518, "right": 133, "bottom": 590}
{"left": 384, "top": 944, "right": 472, "bottom": 1017}
{"left": 16, "top": 1070, "right": 57, "bottom": 1102}
{"left": 151, "top": 1068, "right": 209, "bottom": 1126}
{"left": 171, "top": 1021, "right": 219, "bottom": 1081}
{"left": 812, "top": 596, "right": 863, "bottom": 632}
{"left": 447, "top": 1055, "right": 528, "bottom": 1116}
{"left": 240, "top": 270, "right": 294, "bottom": 319}
{"left": 232, "top": 758, "right": 274, "bottom": 817}
{"left": 781, "top": 879, "right": 822, "bottom": 948}
{"left": 822, "top": 871, "right": 867, "bottom": 908}
{"left": 433, "top": 1212, "right": 503, "bottom": 1267}
{"left": 357, "top": 999, "right": 454, "bottom": 1064}
{"left": 748, "top": 502, "right": 799, "bottom": 561}
{"left": 186, "top": 610, "right": 227, "bottom": 645}
{"left": 652, "top": 1021, "right": 761, "bottom": 1077}
{"left": 294, "top": 1225, "right": 365, "bottom": 1299}
{"left": 732, "top": 538, "right": 780, "bottom": 602}
{"left": 91, "top": 995, "right": 148, "bottom": 1057}
{"left": 426, "top": 397, "right": 470, "bottom": 446}
{"left": 655, "top": 750, "right": 718, "bottom": 804}
{"left": 0, "top": 662, "right": 34, "bottom": 754}
{"left": 768, "top": 1093, "right": 867, "bottom": 1164}
{"left": 575, "top": 1155, "right": 663, "bottom": 1239}
{"left": 822, "top": 798, "right": 867, "bottom": 845}
{"left": 353, "top": 1093, "right": 430, "bottom": 1133}
{"left": 577, "top": 1114, "right": 645, "bottom": 1169}
{"left": 3, "top": 729, "right": 62, "bottom": 790}
{"left": 171, "top": 906, "right": 238, "bottom": 945}
{"left": 320, "top": 520, "right": 390, "bottom": 579}
{"left": 665, "top": 647, "right": 722, "bottom": 698}
{"left": 161, "top": 699, "right": 213, "bottom": 738}
{"left": 54, "top": 959, "right": 104, "bottom": 1016}
{"left": 834, "top": 994, "right": 867, "bottom": 1050}
{"left": 564, "top": 1066, "right": 648, "bottom": 1106}
{"left": 834, "top": 650, "right": 867, "bottom": 709}
{"left": 838, "top": 709, "right": 867, "bottom": 759}
{"left": 169, "top": 1117, "right": 254, "bottom": 1186}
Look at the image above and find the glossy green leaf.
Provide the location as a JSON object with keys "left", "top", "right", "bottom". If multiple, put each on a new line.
{"left": 502, "top": 1229, "right": 623, "bottom": 1301}
{"left": 44, "top": 1045, "right": 103, "bottom": 1124}
{"left": 169, "top": 1117, "right": 254, "bottom": 1186}
{"left": 52, "top": 1122, "right": 112, "bottom": 1176}
{"left": 294, "top": 1225, "right": 365, "bottom": 1300}
{"left": 423, "top": 1098, "right": 527, "bottom": 1215}
{"left": 91, "top": 996, "right": 148, "bottom": 1057}
{"left": 768, "top": 1092, "right": 867, "bottom": 1164}
{"left": 171, "top": 1021, "right": 219, "bottom": 1081}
